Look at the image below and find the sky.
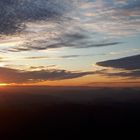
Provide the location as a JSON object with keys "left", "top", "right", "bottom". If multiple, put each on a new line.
{"left": 0, "top": 0, "right": 140, "bottom": 87}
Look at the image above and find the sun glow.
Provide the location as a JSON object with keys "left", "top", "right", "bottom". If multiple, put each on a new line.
{"left": 0, "top": 83, "right": 8, "bottom": 86}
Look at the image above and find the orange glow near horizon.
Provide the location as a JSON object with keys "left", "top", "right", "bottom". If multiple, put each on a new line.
{"left": 5, "top": 77, "right": 140, "bottom": 88}
{"left": 0, "top": 83, "right": 8, "bottom": 86}
{"left": 6, "top": 82, "right": 140, "bottom": 88}
{"left": 0, "top": 75, "right": 140, "bottom": 88}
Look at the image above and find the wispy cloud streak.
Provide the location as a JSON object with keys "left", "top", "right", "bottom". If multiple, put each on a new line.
{"left": 0, "top": 66, "right": 93, "bottom": 83}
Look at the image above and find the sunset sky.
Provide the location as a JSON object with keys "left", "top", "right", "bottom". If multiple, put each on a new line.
{"left": 0, "top": 0, "right": 140, "bottom": 87}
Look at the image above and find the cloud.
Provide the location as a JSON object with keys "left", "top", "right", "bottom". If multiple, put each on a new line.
{"left": 80, "top": 0, "right": 140, "bottom": 36}
{"left": 7, "top": 39, "right": 122, "bottom": 52}
{"left": 96, "top": 54, "right": 140, "bottom": 78}
{"left": 0, "top": 67, "right": 93, "bottom": 84}
{"left": 0, "top": 0, "right": 74, "bottom": 34}
{"left": 25, "top": 55, "right": 84, "bottom": 59}
{"left": 80, "top": 42, "right": 122, "bottom": 48}
{"left": 95, "top": 68, "right": 140, "bottom": 79}
{"left": 60, "top": 55, "right": 90, "bottom": 58}
{"left": 97, "top": 54, "right": 140, "bottom": 70}
{"left": 25, "top": 54, "right": 105, "bottom": 60}
{"left": 100, "top": 70, "right": 140, "bottom": 78}
{"left": 0, "top": 0, "right": 139, "bottom": 53}
{"left": 29, "top": 65, "right": 56, "bottom": 70}
{"left": 25, "top": 56, "right": 50, "bottom": 59}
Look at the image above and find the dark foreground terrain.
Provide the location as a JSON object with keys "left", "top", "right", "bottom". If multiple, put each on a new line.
{"left": 0, "top": 86, "right": 140, "bottom": 138}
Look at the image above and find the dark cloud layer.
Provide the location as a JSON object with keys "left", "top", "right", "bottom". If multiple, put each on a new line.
{"left": 0, "top": 67, "right": 93, "bottom": 83}
{"left": 96, "top": 54, "right": 140, "bottom": 78}
{"left": 97, "top": 55, "right": 140, "bottom": 70}
{"left": 0, "top": 0, "right": 72, "bottom": 34}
